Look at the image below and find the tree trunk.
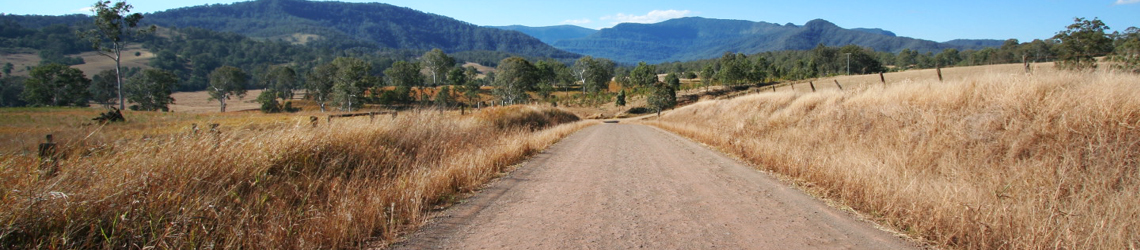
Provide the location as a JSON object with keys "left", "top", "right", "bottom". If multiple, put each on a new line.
{"left": 219, "top": 93, "right": 227, "bottom": 112}
{"left": 114, "top": 44, "right": 124, "bottom": 110}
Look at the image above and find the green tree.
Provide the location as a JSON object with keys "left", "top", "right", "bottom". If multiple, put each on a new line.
{"left": 1053, "top": 17, "right": 1113, "bottom": 70}
{"left": 384, "top": 60, "right": 423, "bottom": 103}
{"left": 2, "top": 63, "right": 12, "bottom": 75}
{"left": 421, "top": 48, "right": 455, "bottom": 86}
{"left": 615, "top": 89, "right": 626, "bottom": 107}
{"left": 629, "top": 62, "right": 658, "bottom": 88}
{"left": 664, "top": 72, "right": 681, "bottom": 90}
{"left": 572, "top": 56, "right": 615, "bottom": 94}
{"left": 461, "top": 66, "right": 482, "bottom": 106}
{"left": 330, "top": 57, "right": 373, "bottom": 111}
{"left": 434, "top": 85, "right": 453, "bottom": 108}
{"left": 647, "top": 82, "right": 676, "bottom": 114}
{"left": 126, "top": 68, "right": 177, "bottom": 111}
{"left": 306, "top": 63, "right": 337, "bottom": 112}
{"left": 493, "top": 57, "right": 537, "bottom": 105}
{"left": 89, "top": 69, "right": 118, "bottom": 107}
{"left": 700, "top": 64, "right": 716, "bottom": 91}
{"left": 207, "top": 66, "right": 248, "bottom": 112}
{"left": 717, "top": 52, "right": 749, "bottom": 85}
{"left": 1, "top": 76, "right": 27, "bottom": 107}
{"left": 21, "top": 63, "right": 90, "bottom": 107}
{"left": 78, "top": 0, "right": 155, "bottom": 110}
{"left": 935, "top": 49, "right": 962, "bottom": 67}
{"left": 1110, "top": 27, "right": 1140, "bottom": 73}
{"left": 683, "top": 71, "right": 697, "bottom": 80}
{"left": 260, "top": 66, "right": 298, "bottom": 104}
{"left": 447, "top": 66, "right": 467, "bottom": 86}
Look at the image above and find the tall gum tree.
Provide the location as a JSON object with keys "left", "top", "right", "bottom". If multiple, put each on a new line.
{"left": 79, "top": 0, "right": 155, "bottom": 110}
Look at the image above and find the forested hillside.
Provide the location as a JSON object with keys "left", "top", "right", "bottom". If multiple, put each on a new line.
{"left": 144, "top": 0, "right": 578, "bottom": 60}
{"left": 491, "top": 25, "right": 596, "bottom": 45}
{"left": 554, "top": 17, "right": 1004, "bottom": 63}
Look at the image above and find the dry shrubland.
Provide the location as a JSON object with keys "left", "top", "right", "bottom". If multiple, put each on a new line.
{"left": 648, "top": 70, "right": 1140, "bottom": 249}
{"left": 0, "top": 106, "right": 591, "bottom": 248}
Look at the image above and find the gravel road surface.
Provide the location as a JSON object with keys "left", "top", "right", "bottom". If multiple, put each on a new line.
{"left": 395, "top": 123, "right": 917, "bottom": 249}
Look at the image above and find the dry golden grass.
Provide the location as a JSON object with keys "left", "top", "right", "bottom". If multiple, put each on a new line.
{"left": 0, "top": 106, "right": 593, "bottom": 248}
{"left": 169, "top": 89, "right": 266, "bottom": 113}
{"left": 646, "top": 69, "right": 1140, "bottom": 249}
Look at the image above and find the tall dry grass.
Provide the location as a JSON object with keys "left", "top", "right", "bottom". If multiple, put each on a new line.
{"left": 0, "top": 106, "right": 593, "bottom": 248}
{"left": 647, "top": 70, "right": 1140, "bottom": 249}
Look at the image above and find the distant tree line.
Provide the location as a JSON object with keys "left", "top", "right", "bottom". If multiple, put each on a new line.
{"left": 2, "top": 14, "right": 1137, "bottom": 112}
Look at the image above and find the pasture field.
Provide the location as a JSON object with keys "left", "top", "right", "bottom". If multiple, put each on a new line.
{"left": 646, "top": 68, "right": 1140, "bottom": 249}
{"left": 0, "top": 105, "right": 593, "bottom": 248}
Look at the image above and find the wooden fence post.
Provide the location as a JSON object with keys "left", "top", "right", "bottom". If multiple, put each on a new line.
{"left": 937, "top": 67, "right": 944, "bottom": 82}
{"left": 809, "top": 81, "right": 816, "bottom": 92}
{"left": 834, "top": 80, "right": 843, "bottom": 90}
{"left": 38, "top": 134, "right": 58, "bottom": 178}
{"left": 880, "top": 72, "right": 886, "bottom": 86}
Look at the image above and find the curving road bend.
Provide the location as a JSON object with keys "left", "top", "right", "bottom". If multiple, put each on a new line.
{"left": 394, "top": 123, "right": 918, "bottom": 249}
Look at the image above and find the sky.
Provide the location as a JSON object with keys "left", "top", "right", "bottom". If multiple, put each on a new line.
{"left": 3, "top": 0, "right": 1138, "bottom": 42}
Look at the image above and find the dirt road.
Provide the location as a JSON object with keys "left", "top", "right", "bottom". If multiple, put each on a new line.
{"left": 395, "top": 123, "right": 917, "bottom": 249}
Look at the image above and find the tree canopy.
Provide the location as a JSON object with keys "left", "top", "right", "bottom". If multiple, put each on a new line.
{"left": 207, "top": 66, "right": 248, "bottom": 112}
{"left": 1054, "top": 17, "right": 1113, "bottom": 70}
{"left": 21, "top": 63, "right": 90, "bottom": 107}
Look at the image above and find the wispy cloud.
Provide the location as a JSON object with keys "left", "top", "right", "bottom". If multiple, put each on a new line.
{"left": 601, "top": 10, "right": 692, "bottom": 26}
{"left": 1115, "top": 0, "right": 1140, "bottom": 4}
{"left": 561, "top": 18, "right": 592, "bottom": 26}
{"left": 75, "top": 7, "right": 95, "bottom": 13}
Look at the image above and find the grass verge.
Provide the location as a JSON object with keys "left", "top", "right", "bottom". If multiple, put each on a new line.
{"left": 646, "top": 70, "right": 1139, "bottom": 249}
{"left": 0, "top": 106, "right": 594, "bottom": 248}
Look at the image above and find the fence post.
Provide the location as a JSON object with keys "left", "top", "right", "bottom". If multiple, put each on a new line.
{"left": 772, "top": 85, "right": 776, "bottom": 92}
{"left": 834, "top": 80, "right": 843, "bottom": 90}
{"left": 937, "top": 67, "right": 944, "bottom": 82}
{"left": 38, "top": 134, "right": 58, "bottom": 178}
{"left": 809, "top": 81, "right": 816, "bottom": 92}
{"left": 879, "top": 72, "right": 886, "bottom": 86}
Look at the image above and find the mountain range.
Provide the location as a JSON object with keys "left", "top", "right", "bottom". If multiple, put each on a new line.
{"left": 549, "top": 17, "right": 1005, "bottom": 63}
{"left": 489, "top": 25, "right": 597, "bottom": 45}
{"left": 143, "top": 0, "right": 579, "bottom": 60}
{"left": 4, "top": 0, "right": 1005, "bottom": 65}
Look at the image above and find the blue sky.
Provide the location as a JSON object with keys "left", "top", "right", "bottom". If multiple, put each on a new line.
{"left": 4, "top": 0, "right": 1138, "bottom": 42}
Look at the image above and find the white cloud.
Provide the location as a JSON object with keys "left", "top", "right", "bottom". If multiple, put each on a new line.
{"left": 75, "top": 7, "right": 95, "bottom": 13}
{"left": 1116, "top": 0, "right": 1140, "bottom": 4}
{"left": 561, "top": 18, "right": 592, "bottom": 26}
{"left": 600, "top": 9, "right": 692, "bottom": 26}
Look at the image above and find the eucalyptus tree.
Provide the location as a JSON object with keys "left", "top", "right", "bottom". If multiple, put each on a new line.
{"left": 78, "top": 0, "right": 155, "bottom": 110}
{"left": 306, "top": 63, "right": 337, "bottom": 112}
{"left": 207, "top": 66, "right": 248, "bottom": 112}
{"left": 493, "top": 57, "right": 537, "bottom": 105}
{"left": 421, "top": 48, "right": 455, "bottom": 86}
{"left": 1053, "top": 17, "right": 1113, "bottom": 70}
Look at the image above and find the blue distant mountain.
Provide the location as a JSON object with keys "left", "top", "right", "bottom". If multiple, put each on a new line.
{"left": 552, "top": 17, "right": 1005, "bottom": 63}
{"left": 490, "top": 25, "right": 597, "bottom": 45}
